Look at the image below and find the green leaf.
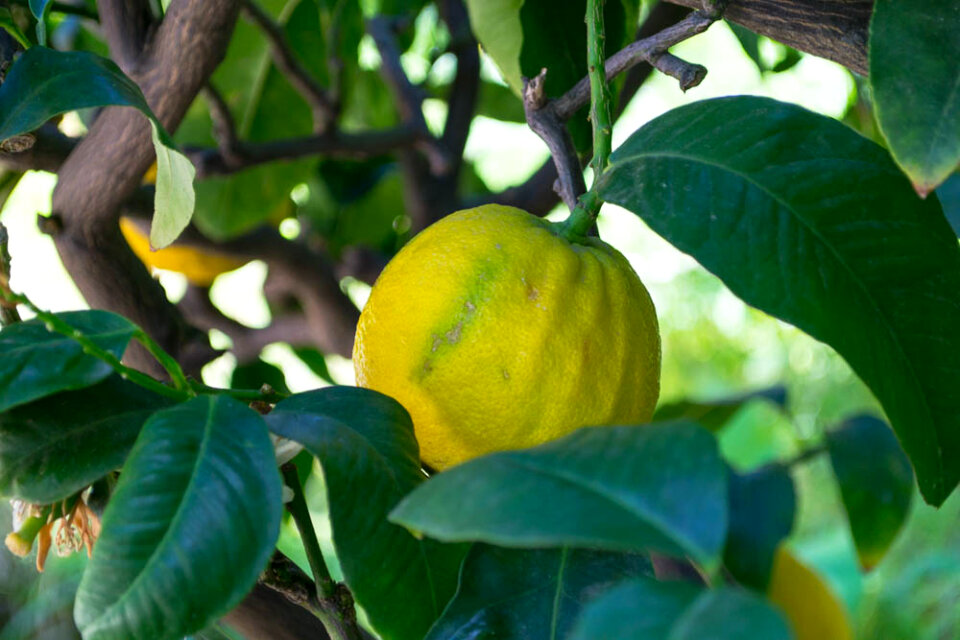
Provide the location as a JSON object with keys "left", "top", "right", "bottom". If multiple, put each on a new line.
{"left": 568, "top": 577, "right": 792, "bottom": 640}
{"left": 870, "top": 0, "right": 960, "bottom": 194}
{"left": 27, "top": 0, "right": 51, "bottom": 18}
{"left": 0, "top": 8, "right": 31, "bottom": 50}
{"left": 826, "top": 414, "right": 914, "bottom": 569}
{"left": 148, "top": 120, "right": 196, "bottom": 249}
{"left": 728, "top": 23, "right": 764, "bottom": 72}
{"left": 390, "top": 423, "right": 728, "bottom": 568}
{"left": 464, "top": 0, "right": 634, "bottom": 151}
{"left": 597, "top": 95, "right": 960, "bottom": 506}
{"left": 723, "top": 464, "right": 795, "bottom": 590}
{"left": 0, "top": 46, "right": 195, "bottom": 248}
{"left": 653, "top": 386, "right": 787, "bottom": 432}
{"left": 426, "top": 545, "right": 653, "bottom": 640}
{"left": 0, "top": 375, "right": 174, "bottom": 503}
{"left": 187, "top": 0, "right": 319, "bottom": 239}
{"left": 0, "top": 310, "right": 137, "bottom": 412}
{"left": 266, "top": 387, "right": 467, "bottom": 640}
{"left": 29, "top": 0, "right": 53, "bottom": 45}
{"left": 464, "top": 0, "right": 524, "bottom": 93}
{"left": 74, "top": 396, "right": 282, "bottom": 640}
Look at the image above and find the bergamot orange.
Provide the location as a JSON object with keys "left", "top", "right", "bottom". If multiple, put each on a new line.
{"left": 353, "top": 204, "right": 660, "bottom": 470}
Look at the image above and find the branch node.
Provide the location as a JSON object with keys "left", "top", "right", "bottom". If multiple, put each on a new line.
{"left": 522, "top": 68, "right": 549, "bottom": 110}
{"left": 37, "top": 213, "right": 63, "bottom": 236}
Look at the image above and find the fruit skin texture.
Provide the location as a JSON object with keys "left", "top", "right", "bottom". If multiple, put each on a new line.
{"left": 354, "top": 204, "right": 660, "bottom": 470}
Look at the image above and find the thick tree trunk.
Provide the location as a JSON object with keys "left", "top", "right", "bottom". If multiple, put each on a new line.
{"left": 667, "top": 0, "right": 871, "bottom": 75}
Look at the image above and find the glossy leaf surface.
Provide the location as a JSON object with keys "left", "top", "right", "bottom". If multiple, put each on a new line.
{"left": 266, "top": 387, "right": 467, "bottom": 640}
{"left": 426, "top": 545, "right": 652, "bottom": 640}
{"left": 598, "top": 96, "right": 960, "bottom": 505}
{"left": 0, "top": 376, "right": 174, "bottom": 503}
{"left": 0, "top": 310, "right": 136, "bottom": 412}
{"left": 391, "top": 423, "right": 727, "bottom": 567}
{"left": 74, "top": 396, "right": 282, "bottom": 640}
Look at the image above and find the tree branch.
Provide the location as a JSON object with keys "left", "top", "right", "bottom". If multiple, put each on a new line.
{"left": 240, "top": 0, "right": 336, "bottom": 132}
{"left": 186, "top": 126, "right": 422, "bottom": 178}
{"left": 665, "top": 0, "right": 871, "bottom": 75}
{"left": 0, "top": 124, "right": 76, "bottom": 173}
{"left": 96, "top": 0, "right": 154, "bottom": 74}
{"left": 554, "top": 10, "right": 717, "bottom": 121}
{"left": 51, "top": 0, "right": 241, "bottom": 375}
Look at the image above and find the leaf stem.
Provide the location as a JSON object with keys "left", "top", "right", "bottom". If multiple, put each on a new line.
{"left": 0, "top": 287, "right": 190, "bottom": 402}
{"left": 281, "top": 463, "right": 365, "bottom": 640}
{"left": 281, "top": 463, "right": 334, "bottom": 597}
{"left": 190, "top": 380, "right": 290, "bottom": 404}
{"left": 134, "top": 330, "right": 193, "bottom": 393}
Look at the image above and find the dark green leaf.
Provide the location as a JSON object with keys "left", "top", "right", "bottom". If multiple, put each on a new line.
{"left": 598, "top": 95, "right": 960, "bottom": 506}
{"left": 0, "top": 376, "right": 174, "bottom": 503}
{"left": 266, "top": 387, "right": 467, "bottom": 640}
{"left": 870, "top": 0, "right": 960, "bottom": 193}
{"left": 0, "top": 310, "right": 137, "bottom": 412}
{"left": 426, "top": 545, "right": 653, "bottom": 640}
{"left": 728, "top": 23, "right": 764, "bottom": 72}
{"left": 826, "top": 414, "right": 914, "bottom": 569}
{"left": 230, "top": 358, "right": 290, "bottom": 395}
{"left": 723, "top": 464, "right": 795, "bottom": 589}
{"left": 0, "top": 47, "right": 151, "bottom": 142}
{"left": 568, "top": 577, "right": 792, "bottom": 640}
{"left": 291, "top": 347, "right": 336, "bottom": 385}
{"left": 0, "top": 46, "right": 194, "bottom": 248}
{"left": 390, "top": 423, "right": 728, "bottom": 567}
{"left": 653, "top": 386, "right": 787, "bottom": 432}
{"left": 74, "top": 396, "right": 282, "bottom": 640}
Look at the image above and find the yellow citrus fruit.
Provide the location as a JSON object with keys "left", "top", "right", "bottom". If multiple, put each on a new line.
{"left": 119, "top": 217, "right": 246, "bottom": 287}
{"left": 353, "top": 204, "right": 661, "bottom": 470}
{"left": 768, "top": 545, "right": 853, "bottom": 640}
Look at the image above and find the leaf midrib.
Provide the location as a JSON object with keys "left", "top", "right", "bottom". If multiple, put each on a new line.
{"left": 605, "top": 148, "right": 940, "bottom": 478}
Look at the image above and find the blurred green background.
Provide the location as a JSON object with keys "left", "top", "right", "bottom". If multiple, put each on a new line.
{"left": 1, "top": 7, "right": 958, "bottom": 639}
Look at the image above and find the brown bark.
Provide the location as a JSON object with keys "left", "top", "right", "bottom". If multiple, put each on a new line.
{"left": 666, "top": 0, "right": 871, "bottom": 75}
{"left": 50, "top": 0, "right": 241, "bottom": 374}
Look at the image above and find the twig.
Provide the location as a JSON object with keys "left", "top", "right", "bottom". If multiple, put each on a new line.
{"left": 201, "top": 84, "right": 243, "bottom": 165}
{"left": 554, "top": 10, "right": 717, "bottom": 120}
{"left": 274, "top": 467, "right": 367, "bottom": 640}
{"left": 186, "top": 126, "right": 422, "bottom": 178}
{"left": 0, "top": 222, "right": 22, "bottom": 325}
{"left": 241, "top": 0, "right": 336, "bottom": 133}
{"left": 367, "top": 16, "right": 451, "bottom": 175}
{"left": 0, "top": 286, "right": 191, "bottom": 401}
{"left": 586, "top": 0, "right": 612, "bottom": 178}
{"left": 522, "top": 69, "right": 585, "bottom": 211}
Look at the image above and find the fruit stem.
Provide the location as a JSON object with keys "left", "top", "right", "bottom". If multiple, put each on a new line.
{"left": 557, "top": 0, "right": 611, "bottom": 243}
